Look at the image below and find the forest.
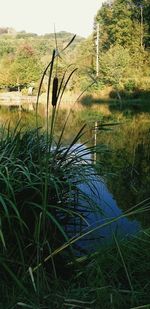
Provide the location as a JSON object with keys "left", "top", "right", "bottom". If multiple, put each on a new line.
{"left": 0, "top": 0, "right": 150, "bottom": 98}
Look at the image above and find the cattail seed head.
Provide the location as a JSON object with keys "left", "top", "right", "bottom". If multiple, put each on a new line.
{"left": 52, "top": 76, "right": 58, "bottom": 107}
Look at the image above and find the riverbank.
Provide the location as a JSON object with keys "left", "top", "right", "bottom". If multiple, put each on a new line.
{"left": 1, "top": 87, "right": 150, "bottom": 113}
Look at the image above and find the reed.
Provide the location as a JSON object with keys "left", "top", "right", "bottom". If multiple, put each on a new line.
{"left": 0, "top": 36, "right": 102, "bottom": 306}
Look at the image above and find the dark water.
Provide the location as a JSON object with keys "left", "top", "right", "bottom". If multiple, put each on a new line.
{"left": 65, "top": 144, "right": 140, "bottom": 253}
{"left": 95, "top": 114, "right": 150, "bottom": 230}
{"left": 77, "top": 172, "right": 140, "bottom": 250}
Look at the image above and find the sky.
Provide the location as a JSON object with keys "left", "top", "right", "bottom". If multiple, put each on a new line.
{"left": 0, "top": 0, "right": 103, "bottom": 37}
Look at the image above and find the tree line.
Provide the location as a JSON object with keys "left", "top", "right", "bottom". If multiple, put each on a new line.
{"left": 0, "top": 0, "right": 150, "bottom": 96}
{"left": 92, "top": 0, "right": 150, "bottom": 95}
{"left": 70, "top": 0, "right": 150, "bottom": 95}
{"left": 0, "top": 30, "right": 83, "bottom": 92}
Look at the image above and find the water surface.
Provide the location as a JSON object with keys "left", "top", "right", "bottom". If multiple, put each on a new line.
{"left": 0, "top": 105, "right": 149, "bottom": 247}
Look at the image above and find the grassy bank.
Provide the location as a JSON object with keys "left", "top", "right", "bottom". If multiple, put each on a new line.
{"left": 80, "top": 87, "right": 150, "bottom": 114}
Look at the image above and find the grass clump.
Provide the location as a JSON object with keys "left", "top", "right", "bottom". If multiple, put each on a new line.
{"left": 0, "top": 38, "right": 100, "bottom": 307}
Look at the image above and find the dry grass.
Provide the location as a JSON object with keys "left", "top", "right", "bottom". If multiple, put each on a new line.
{"left": 90, "top": 103, "right": 111, "bottom": 116}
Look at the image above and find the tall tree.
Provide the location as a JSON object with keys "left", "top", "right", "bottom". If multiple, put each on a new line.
{"left": 94, "top": 0, "right": 150, "bottom": 50}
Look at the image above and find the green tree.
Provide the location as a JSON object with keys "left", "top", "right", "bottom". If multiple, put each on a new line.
{"left": 131, "top": 0, "right": 150, "bottom": 47}
{"left": 0, "top": 54, "right": 16, "bottom": 87}
{"left": 100, "top": 45, "right": 131, "bottom": 91}
{"left": 9, "top": 43, "right": 42, "bottom": 88}
{"left": 94, "top": 0, "right": 150, "bottom": 50}
{"left": 0, "top": 39, "right": 15, "bottom": 57}
{"left": 71, "top": 36, "right": 95, "bottom": 90}
{"left": 94, "top": 1, "right": 113, "bottom": 51}
{"left": 92, "top": 0, "right": 150, "bottom": 94}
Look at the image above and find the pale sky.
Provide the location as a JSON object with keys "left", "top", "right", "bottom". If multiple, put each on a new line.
{"left": 0, "top": 0, "right": 103, "bottom": 37}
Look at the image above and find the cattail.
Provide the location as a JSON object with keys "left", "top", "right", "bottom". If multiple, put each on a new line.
{"left": 52, "top": 76, "right": 58, "bottom": 107}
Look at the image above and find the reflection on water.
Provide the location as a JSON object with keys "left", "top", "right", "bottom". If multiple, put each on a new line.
{"left": 95, "top": 114, "right": 150, "bottom": 228}
{"left": 66, "top": 144, "right": 140, "bottom": 253}
{"left": 75, "top": 173, "right": 140, "bottom": 252}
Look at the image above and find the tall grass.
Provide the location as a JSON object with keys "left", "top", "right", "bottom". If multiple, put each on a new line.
{"left": 0, "top": 37, "right": 101, "bottom": 306}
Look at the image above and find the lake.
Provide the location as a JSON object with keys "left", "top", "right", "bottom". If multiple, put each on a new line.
{"left": 0, "top": 103, "right": 150, "bottom": 250}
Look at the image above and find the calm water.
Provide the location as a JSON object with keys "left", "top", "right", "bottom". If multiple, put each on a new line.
{"left": 0, "top": 105, "right": 150, "bottom": 249}
{"left": 66, "top": 145, "right": 140, "bottom": 253}
{"left": 95, "top": 113, "right": 150, "bottom": 229}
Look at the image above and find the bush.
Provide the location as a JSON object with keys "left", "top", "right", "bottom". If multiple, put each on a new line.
{"left": 124, "top": 79, "right": 136, "bottom": 92}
